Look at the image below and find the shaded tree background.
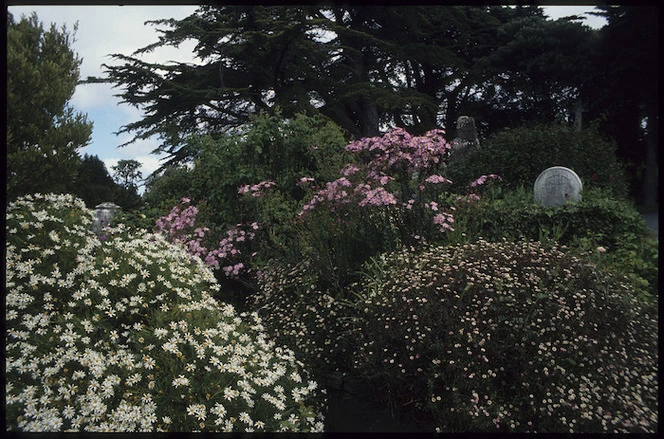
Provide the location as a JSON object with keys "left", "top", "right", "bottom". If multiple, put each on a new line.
{"left": 68, "top": 154, "right": 144, "bottom": 211}
{"left": 110, "top": 159, "right": 144, "bottom": 210}
{"left": 112, "top": 159, "right": 143, "bottom": 190}
{"left": 7, "top": 12, "right": 93, "bottom": 201}
{"left": 92, "top": 5, "right": 656, "bottom": 206}
{"left": 590, "top": 6, "right": 658, "bottom": 207}
{"left": 70, "top": 154, "right": 118, "bottom": 208}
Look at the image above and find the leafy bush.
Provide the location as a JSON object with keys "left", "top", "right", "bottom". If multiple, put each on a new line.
{"left": 289, "top": 128, "right": 499, "bottom": 292}
{"left": 184, "top": 109, "right": 350, "bottom": 230}
{"left": 112, "top": 203, "right": 171, "bottom": 234}
{"left": 445, "top": 123, "right": 628, "bottom": 196}
{"left": 5, "top": 193, "right": 325, "bottom": 432}
{"left": 142, "top": 164, "right": 195, "bottom": 212}
{"left": 570, "top": 232, "right": 659, "bottom": 306}
{"left": 351, "top": 239, "right": 658, "bottom": 433}
{"left": 457, "top": 187, "right": 649, "bottom": 247}
{"left": 449, "top": 186, "right": 658, "bottom": 303}
{"left": 139, "top": 111, "right": 351, "bottom": 296}
{"left": 251, "top": 260, "right": 358, "bottom": 380}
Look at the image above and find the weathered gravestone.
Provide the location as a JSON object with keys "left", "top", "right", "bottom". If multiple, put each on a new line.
{"left": 534, "top": 166, "right": 583, "bottom": 207}
{"left": 449, "top": 115, "right": 480, "bottom": 161}
{"left": 93, "top": 202, "right": 121, "bottom": 234}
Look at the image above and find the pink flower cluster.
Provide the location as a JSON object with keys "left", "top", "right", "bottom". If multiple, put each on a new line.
{"left": 297, "top": 177, "right": 315, "bottom": 187}
{"left": 357, "top": 185, "right": 398, "bottom": 207}
{"left": 453, "top": 174, "right": 502, "bottom": 206}
{"left": 204, "top": 226, "right": 256, "bottom": 277}
{"left": 238, "top": 180, "right": 277, "bottom": 197}
{"left": 346, "top": 128, "right": 450, "bottom": 177}
{"left": 425, "top": 174, "right": 452, "bottom": 184}
{"left": 470, "top": 174, "right": 502, "bottom": 187}
{"left": 297, "top": 128, "right": 456, "bottom": 232}
{"left": 155, "top": 198, "right": 257, "bottom": 278}
{"left": 299, "top": 178, "right": 354, "bottom": 215}
{"left": 432, "top": 212, "right": 455, "bottom": 232}
{"left": 155, "top": 198, "right": 208, "bottom": 258}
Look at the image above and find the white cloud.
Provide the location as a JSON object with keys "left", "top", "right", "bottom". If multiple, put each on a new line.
{"left": 118, "top": 136, "right": 163, "bottom": 159}
{"left": 8, "top": 5, "right": 200, "bottom": 79}
{"left": 134, "top": 154, "right": 167, "bottom": 177}
{"left": 542, "top": 6, "right": 607, "bottom": 29}
{"left": 71, "top": 82, "right": 118, "bottom": 112}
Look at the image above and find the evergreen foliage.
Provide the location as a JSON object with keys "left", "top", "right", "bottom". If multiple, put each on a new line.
{"left": 7, "top": 12, "right": 93, "bottom": 201}
{"left": 87, "top": 5, "right": 655, "bottom": 203}
{"left": 93, "top": 5, "right": 553, "bottom": 166}
{"left": 70, "top": 154, "right": 118, "bottom": 208}
{"left": 445, "top": 123, "right": 628, "bottom": 195}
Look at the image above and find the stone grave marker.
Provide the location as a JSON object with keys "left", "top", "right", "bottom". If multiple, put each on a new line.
{"left": 534, "top": 166, "right": 583, "bottom": 207}
{"left": 93, "top": 202, "right": 121, "bottom": 234}
{"left": 449, "top": 115, "right": 480, "bottom": 162}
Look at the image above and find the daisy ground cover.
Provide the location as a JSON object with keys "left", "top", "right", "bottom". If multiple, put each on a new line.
{"left": 351, "top": 239, "right": 658, "bottom": 433}
{"left": 5, "top": 193, "right": 325, "bottom": 432}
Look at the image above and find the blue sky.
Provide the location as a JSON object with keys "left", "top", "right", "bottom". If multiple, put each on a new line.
{"left": 7, "top": 5, "right": 607, "bottom": 192}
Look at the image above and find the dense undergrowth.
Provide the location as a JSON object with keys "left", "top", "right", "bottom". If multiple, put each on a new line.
{"left": 352, "top": 239, "right": 658, "bottom": 432}
{"left": 6, "top": 121, "right": 658, "bottom": 433}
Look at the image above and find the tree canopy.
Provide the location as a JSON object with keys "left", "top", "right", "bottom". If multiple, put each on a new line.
{"left": 7, "top": 12, "right": 93, "bottom": 201}
{"left": 93, "top": 5, "right": 549, "bottom": 164}
{"left": 591, "top": 6, "right": 659, "bottom": 206}
{"left": 112, "top": 159, "right": 143, "bottom": 190}
{"left": 94, "top": 5, "right": 656, "bottom": 204}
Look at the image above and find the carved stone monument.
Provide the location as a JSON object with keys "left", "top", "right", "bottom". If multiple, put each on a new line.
{"left": 93, "top": 202, "right": 121, "bottom": 234}
{"left": 449, "top": 116, "right": 480, "bottom": 161}
{"left": 534, "top": 166, "right": 583, "bottom": 207}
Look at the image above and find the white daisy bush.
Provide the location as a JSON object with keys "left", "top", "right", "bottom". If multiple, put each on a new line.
{"left": 5, "top": 193, "right": 325, "bottom": 432}
{"left": 352, "top": 239, "right": 658, "bottom": 433}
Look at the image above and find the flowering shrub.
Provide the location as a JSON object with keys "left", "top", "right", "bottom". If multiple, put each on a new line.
{"left": 238, "top": 180, "right": 277, "bottom": 197}
{"left": 251, "top": 260, "right": 358, "bottom": 379}
{"left": 284, "top": 128, "right": 501, "bottom": 292}
{"left": 6, "top": 193, "right": 325, "bottom": 432}
{"left": 352, "top": 239, "right": 658, "bottom": 433}
{"left": 155, "top": 198, "right": 257, "bottom": 278}
{"left": 298, "top": 128, "right": 458, "bottom": 235}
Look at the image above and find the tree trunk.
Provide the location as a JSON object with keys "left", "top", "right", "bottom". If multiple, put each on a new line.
{"left": 359, "top": 98, "right": 379, "bottom": 137}
{"left": 643, "top": 107, "right": 658, "bottom": 208}
{"left": 574, "top": 99, "right": 583, "bottom": 131}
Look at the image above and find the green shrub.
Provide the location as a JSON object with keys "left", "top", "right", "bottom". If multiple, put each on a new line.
{"left": 445, "top": 123, "right": 628, "bottom": 196}
{"left": 292, "top": 203, "right": 402, "bottom": 293}
{"left": 457, "top": 187, "right": 649, "bottom": 247}
{"left": 448, "top": 186, "right": 658, "bottom": 303}
{"left": 184, "top": 109, "right": 350, "bottom": 230}
{"left": 142, "top": 164, "right": 196, "bottom": 213}
{"left": 251, "top": 260, "right": 358, "bottom": 380}
{"left": 352, "top": 239, "right": 658, "bottom": 433}
{"left": 569, "top": 233, "right": 659, "bottom": 305}
{"left": 112, "top": 203, "right": 170, "bottom": 234}
{"left": 5, "top": 194, "right": 325, "bottom": 432}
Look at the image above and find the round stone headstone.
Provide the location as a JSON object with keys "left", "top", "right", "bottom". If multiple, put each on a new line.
{"left": 534, "top": 166, "right": 583, "bottom": 207}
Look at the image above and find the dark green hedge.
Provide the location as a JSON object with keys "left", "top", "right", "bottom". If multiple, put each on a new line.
{"left": 445, "top": 123, "right": 628, "bottom": 196}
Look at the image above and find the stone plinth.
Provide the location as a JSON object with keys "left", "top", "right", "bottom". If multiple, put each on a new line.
{"left": 93, "top": 202, "right": 121, "bottom": 233}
